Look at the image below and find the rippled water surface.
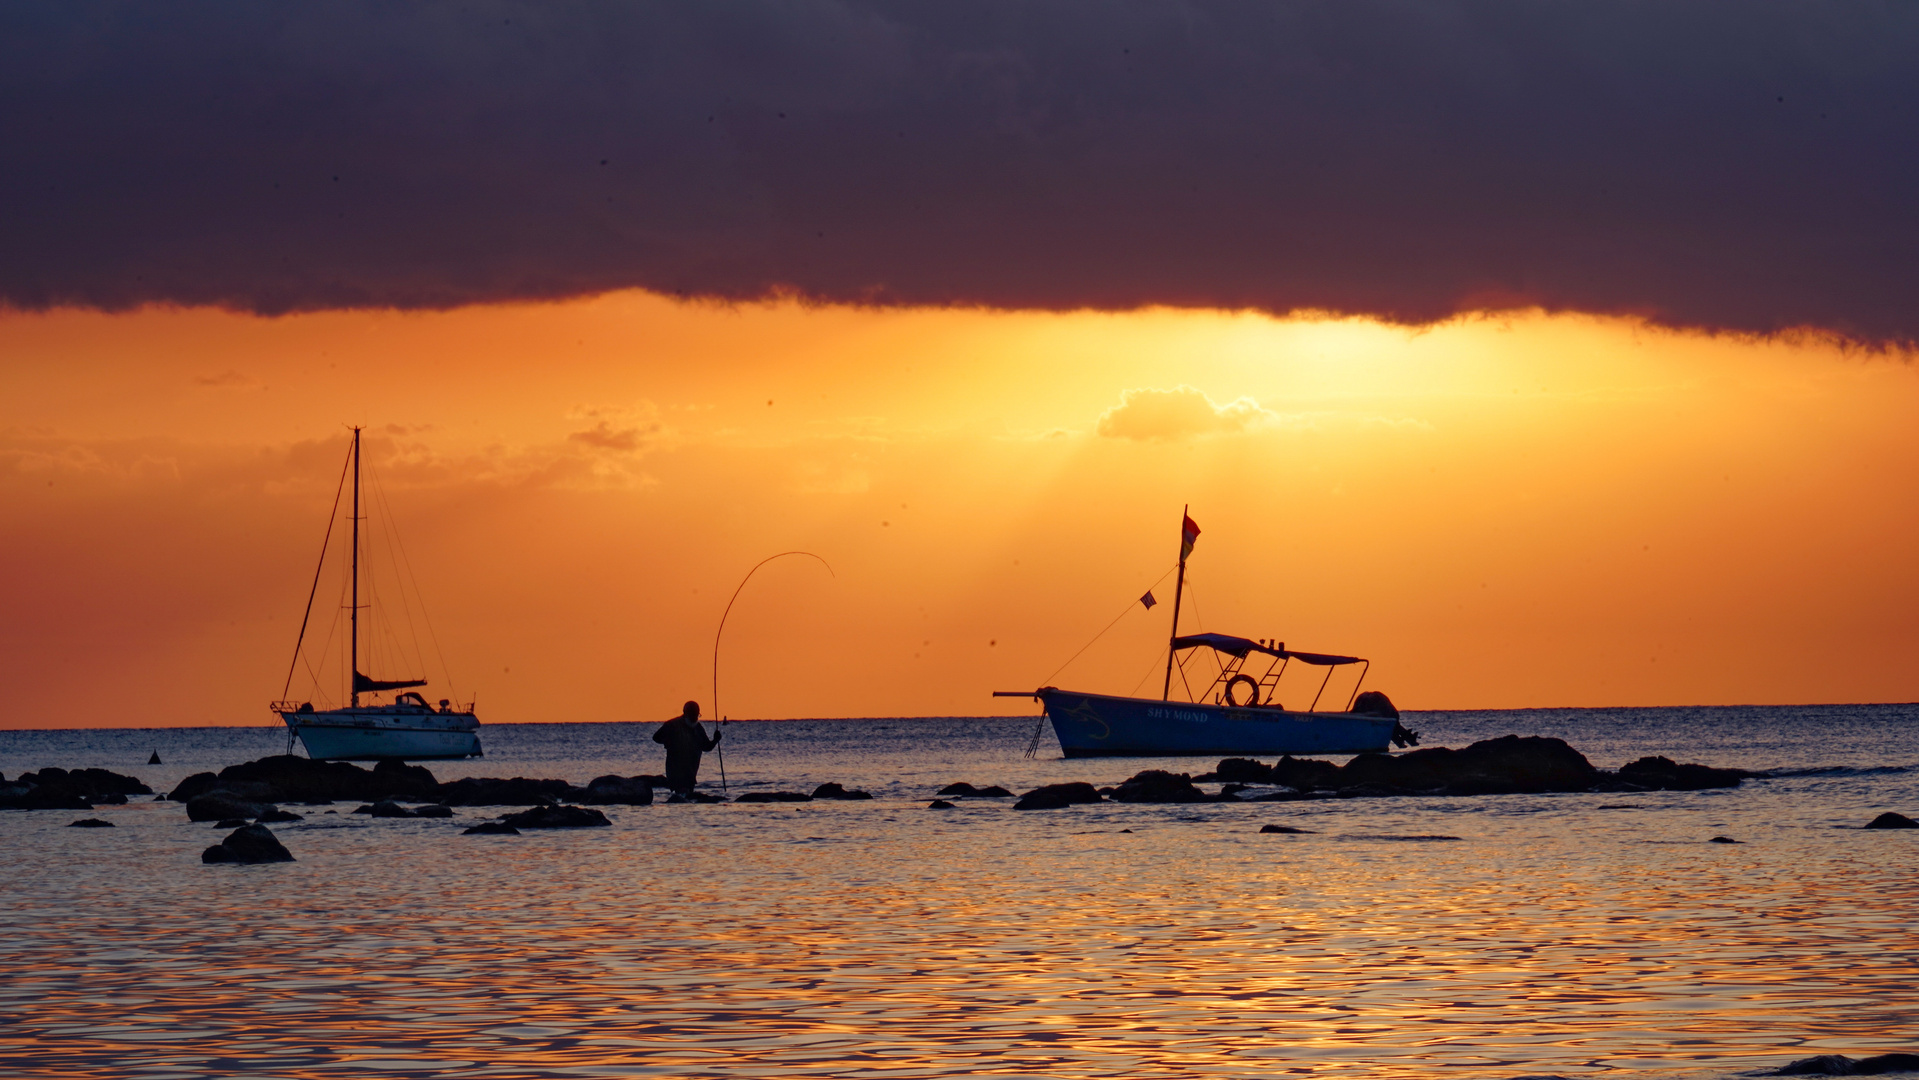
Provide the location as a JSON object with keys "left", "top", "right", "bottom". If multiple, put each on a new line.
{"left": 4, "top": 705, "right": 1917, "bottom": 1079}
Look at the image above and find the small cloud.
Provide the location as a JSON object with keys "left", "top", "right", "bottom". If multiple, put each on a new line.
{"left": 1096, "top": 385, "right": 1275, "bottom": 441}
{"left": 565, "top": 401, "right": 667, "bottom": 453}
{"left": 568, "top": 421, "right": 651, "bottom": 452}
{"left": 193, "top": 370, "right": 252, "bottom": 388}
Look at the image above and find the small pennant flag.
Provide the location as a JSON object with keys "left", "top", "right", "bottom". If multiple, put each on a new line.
{"left": 1179, "top": 514, "right": 1201, "bottom": 561}
{"left": 1139, "top": 590, "right": 1158, "bottom": 610}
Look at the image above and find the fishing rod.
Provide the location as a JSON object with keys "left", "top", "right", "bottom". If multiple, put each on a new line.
{"left": 710, "top": 551, "right": 835, "bottom": 790}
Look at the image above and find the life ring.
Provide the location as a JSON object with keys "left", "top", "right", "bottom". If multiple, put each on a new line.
{"left": 1224, "top": 674, "right": 1260, "bottom": 708}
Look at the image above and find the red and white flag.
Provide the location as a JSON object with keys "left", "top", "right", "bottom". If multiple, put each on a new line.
{"left": 1179, "top": 514, "right": 1201, "bottom": 561}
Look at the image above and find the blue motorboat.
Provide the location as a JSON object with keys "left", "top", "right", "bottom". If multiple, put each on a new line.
{"left": 998, "top": 510, "right": 1415, "bottom": 758}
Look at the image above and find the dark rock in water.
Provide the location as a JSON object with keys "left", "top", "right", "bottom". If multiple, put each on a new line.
{"left": 412, "top": 803, "right": 454, "bottom": 818}
{"left": 215, "top": 817, "right": 250, "bottom": 828}
{"left": 1618, "top": 755, "right": 1749, "bottom": 790}
{"left": 1864, "top": 812, "right": 1918, "bottom": 829}
{"left": 1350, "top": 690, "right": 1399, "bottom": 719}
{"left": 1013, "top": 782, "right": 1103, "bottom": 810}
{"left": 1709, "top": 836, "right": 1741, "bottom": 843}
{"left": 1771, "top": 1053, "right": 1919, "bottom": 1076}
{"left": 1109, "top": 770, "right": 1209, "bottom": 804}
{"left": 0, "top": 766, "right": 152, "bottom": 810}
{"left": 355, "top": 800, "right": 417, "bottom": 818}
{"left": 202, "top": 824, "right": 294, "bottom": 864}
{"left": 68, "top": 818, "right": 114, "bottom": 828}
{"left": 436, "top": 776, "right": 579, "bottom": 807}
{"left": 1344, "top": 735, "right": 1600, "bottom": 795}
{"left": 254, "top": 809, "right": 303, "bottom": 823}
{"left": 149, "top": 751, "right": 162, "bottom": 765}
{"left": 733, "top": 791, "right": 814, "bottom": 803}
{"left": 812, "top": 782, "right": 873, "bottom": 800}
{"left": 170, "top": 755, "right": 437, "bottom": 804}
{"left": 500, "top": 804, "right": 610, "bottom": 829}
{"left": 1769, "top": 1054, "right": 1919, "bottom": 1076}
{"left": 186, "top": 792, "right": 275, "bottom": 822}
{"left": 463, "top": 821, "right": 521, "bottom": 835}
{"left": 1259, "top": 824, "right": 1313, "bottom": 834}
{"left": 927, "top": 799, "right": 956, "bottom": 809}
{"left": 935, "top": 782, "right": 1012, "bottom": 797}
{"left": 1774, "top": 1055, "right": 1860, "bottom": 1075}
{"left": 579, "top": 775, "right": 654, "bottom": 806}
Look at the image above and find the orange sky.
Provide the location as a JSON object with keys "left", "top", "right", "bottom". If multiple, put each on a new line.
{"left": 2, "top": 293, "right": 1915, "bottom": 728}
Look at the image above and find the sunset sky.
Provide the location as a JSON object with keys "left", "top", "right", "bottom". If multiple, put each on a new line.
{"left": 3, "top": 3, "right": 1917, "bottom": 727}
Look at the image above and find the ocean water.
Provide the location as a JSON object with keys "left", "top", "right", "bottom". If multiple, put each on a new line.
{"left": 2, "top": 705, "right": 1915, "bottom": 1080}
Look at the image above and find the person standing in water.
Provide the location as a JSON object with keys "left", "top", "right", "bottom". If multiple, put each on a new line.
{"left": 654, "top": 700, "right": 720, "bottom": 799}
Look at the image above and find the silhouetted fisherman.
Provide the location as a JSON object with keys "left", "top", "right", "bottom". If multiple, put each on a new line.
{"left": 654, "top": 700, "right": 720, "bottom": 798}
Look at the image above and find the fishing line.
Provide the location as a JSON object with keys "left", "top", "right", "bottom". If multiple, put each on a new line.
{"left": 1036, "top": 562, "right": 1177, "bottom": 688}
{"left": 710, "top": 551, "right": 836, "bottom": 790}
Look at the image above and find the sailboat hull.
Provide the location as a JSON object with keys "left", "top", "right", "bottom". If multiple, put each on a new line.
{"left": 1040, "top": 688, "right": 1395, "bottom": 758}
{"left": 278, "top": 709, "right": 483, "bottom": 761}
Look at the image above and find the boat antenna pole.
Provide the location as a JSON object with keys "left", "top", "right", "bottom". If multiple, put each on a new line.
{"left": 350, "top": 426, "right": 361, "bottom": 709}
{"left": 1161, "top": 504, "right": 1190, "bottom": 702}
{"left": 710, "top": 551, "right": 835, "bottom": 792}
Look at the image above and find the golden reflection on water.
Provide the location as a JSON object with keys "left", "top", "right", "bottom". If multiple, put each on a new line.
{"left": 3, "top": 796, "right": 1916, "bottom": 1079}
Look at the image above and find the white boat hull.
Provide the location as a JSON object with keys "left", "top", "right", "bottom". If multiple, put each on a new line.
{"left": 277, "top": 708, "right": 483, "bottom": 761}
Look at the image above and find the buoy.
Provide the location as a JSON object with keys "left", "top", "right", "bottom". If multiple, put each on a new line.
{"left": 148, "top": 750, "right": 162, "bottom": 765}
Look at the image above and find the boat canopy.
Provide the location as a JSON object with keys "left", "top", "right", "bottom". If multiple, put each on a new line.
{"left": 1171, "top": 632, "right": 1361, "bottom": 667}
{"left": 353, "top": 670, "right": 429, "bottom": 693}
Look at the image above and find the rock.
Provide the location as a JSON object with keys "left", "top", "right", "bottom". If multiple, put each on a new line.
{"left": 463, "top": 821, "right": 521, "bottom": 835}
{"left": 733, "top": 791, "right": 814, "bottom": 803}
{"left": 354, "top": 800, "right": 417, "bottom": 818}
{"left": 412, "top": 803, "right": 454, "bottom": 818}
{"left": 171, "top": 755, "right": 437, "bottom": 804}
{"left": 1342, "top": 735, "right": 1600, "bottom": 795}
{"left": 202, "top": 824, "right": 295, "bottom": 864}
{"left": 1350, "top": 690, "right": 1399, "bottom": 719}
{"left": 68, "top": 818, "right": 114, "bottom": 828}
{"left": 1258, "top": 824, "right": 1313, "bottom": 834}
{"left": 927, "top": 799, "right": 956, "bottom": 809}
{"left": 1709, "top": 836, "right": 1740, "bottom": 843}
{"left": 938, "top": 782, "right": 1013, "bottom": 797}
{"left": 1864, "top": 812, "right": 1918, "bottom": 830}
{"left": 148, "top": 751, "right": 162, "bottom": 765}
{"left": 811, "top": 782, "right": 873, "bottom": 800}
{"left": 499, "top": 804, "right": 610, "bottom": 829}
{"left": 436, "top": 776, "right": 580, "bottom": 807}
{"left": 0, "top": 766, "right": 152, "bottom": 810}
{"left": 1013, "top": 782, "right": 1103, "bottom": 810}
{"left": 1617, "top": 755, "right": 1749, "bottom": 790}
{"left": 186, "top": 792, "right": 275, "bottom": 822}
{"left": 579, "top": 775, "right": 654, "bottom": 806}
{"left": 254, "top": 809, "right": 303, "bottom": 823}
{"left": 1770, "top": 1053, "right": 1919, "bottom": 1076}
{"left": 1109, "top": 770, "right": 1209, "bottom": 804}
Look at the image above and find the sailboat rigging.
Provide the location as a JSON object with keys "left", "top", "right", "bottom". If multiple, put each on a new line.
{"left": 271, "top": 427, "right": 482, "bottom": 761}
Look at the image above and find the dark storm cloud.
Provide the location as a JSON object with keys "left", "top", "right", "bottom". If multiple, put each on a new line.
{"left": 4, "top": 2, "right": 1916, "bottom": 341}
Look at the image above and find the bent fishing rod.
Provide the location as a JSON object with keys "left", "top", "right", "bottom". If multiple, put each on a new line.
{"left": 710, "top": 550, "right": 835, "bottom": 790}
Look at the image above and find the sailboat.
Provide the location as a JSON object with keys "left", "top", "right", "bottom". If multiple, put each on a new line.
{"left": 270, "top": 427, "right": 482, "bottom": 761}
{"left": 997, "top": 509, "right": 1414, "bottom": 757}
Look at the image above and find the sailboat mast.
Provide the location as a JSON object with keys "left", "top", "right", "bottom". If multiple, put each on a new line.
{"left": 1161, "top": 504, "right": 1189, "bottom": 702}
{"left": 350, "top": 426, "right": 361, "bottom": 708}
